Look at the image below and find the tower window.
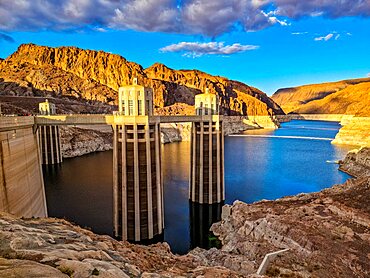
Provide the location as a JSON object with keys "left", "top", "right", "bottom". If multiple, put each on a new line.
{"left": 128, "top": 100, "right": 134, "bottom": 115}
{"left": 138, "top": 100, "right": 143, "bottom": 115}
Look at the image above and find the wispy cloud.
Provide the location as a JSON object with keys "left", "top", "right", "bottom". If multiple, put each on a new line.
{"left": 314, "top": 33, "right": 334, "bottom": 41}
{"left": 292, "top": 31, "right": 308, "bottom": 35}
{"left": 367, "top": 73, "right": 370, "bottom": 77}
{"left": 160, "top": 42, "right": 259, "bottom": 57}
{"left": 0, "top": 33, "right": 14, "bottom": 43}
{"left": 0, "top": 1, "right": 369, "bottom": 37}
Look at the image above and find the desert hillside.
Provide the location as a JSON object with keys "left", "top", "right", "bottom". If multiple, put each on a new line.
{"left": 272, "top": 77, "right": 370, "bottom": 115}
{"left": 0, "top": 43, "right": 284, "bottom": 116}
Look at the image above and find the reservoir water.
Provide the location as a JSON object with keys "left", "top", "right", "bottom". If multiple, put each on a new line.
{"left": 44, "top": 120, "right": 353, "bottom": 254}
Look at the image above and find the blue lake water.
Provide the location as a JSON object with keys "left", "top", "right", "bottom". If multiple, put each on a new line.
{"left": 44, "top": 120, "right": 354, "bottom": 255}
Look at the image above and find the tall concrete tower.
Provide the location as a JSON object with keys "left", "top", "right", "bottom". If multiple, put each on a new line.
{"left": 190, "top": 89, "right": 224, "bottom": 204}
{"left": 37, "top": 99, "right": 62, "bottom": 165}
{"left": 113, "top": 78, "right": 163, "bottom": 242}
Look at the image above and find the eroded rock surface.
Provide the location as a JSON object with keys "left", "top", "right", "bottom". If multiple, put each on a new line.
{"left": 0, "top": 213, "right": 247, "bottom": 277}
{"left": 60, "top": 127, "right": 113, "bottom": 158}
{"left": 339, "top": 147, "right": 370, "bottom": 177}
{"left": 196, "top": 175, "right": 370, "bottom": 277}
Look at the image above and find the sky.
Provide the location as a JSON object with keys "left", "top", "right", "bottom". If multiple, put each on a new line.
{"left": 0, "top": 0, "right": 370, "bottom": 95}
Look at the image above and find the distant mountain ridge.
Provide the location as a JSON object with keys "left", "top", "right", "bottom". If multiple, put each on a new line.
{"left": 272, "top": 77, "right": 370, "bottom": 116}
{"left": 0, "top": 43, "right": 284, "bottom": 116}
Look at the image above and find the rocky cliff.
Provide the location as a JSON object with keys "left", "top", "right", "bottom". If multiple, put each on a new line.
{"left": 0, "top": 43, "right": 284, "bottom": 117}
{"left": 60, "top": 127, "right": 113, "bottom": 158}
{"left": 332, "top": 116, "right": 370, "bottom": 146}
{"left": 339, "top": 147, "right": 370, "bottom": 177}
{"left": 271, "top": 77, "right": 370, "bottom": 115}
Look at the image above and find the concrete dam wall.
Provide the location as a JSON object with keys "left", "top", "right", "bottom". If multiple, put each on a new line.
{"left": 0, "top": 125, "right": 47, "bottom": 217}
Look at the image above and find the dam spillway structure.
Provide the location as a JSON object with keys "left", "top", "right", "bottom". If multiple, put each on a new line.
{"left": 113, "top": 78, "right": 164, "bottom": 242}
{"left": 189, "top": 88, "right": 225, "bottom": 204}
{"left": 37, "top": 99, "right": 62, "bottom": 165}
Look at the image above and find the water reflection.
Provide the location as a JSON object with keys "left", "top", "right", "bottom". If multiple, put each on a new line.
{"left": 43, "top": 151, "right": 113, "bottom": 236}
{"left": 189, "top": 201, "right": 223, "bottom": 249}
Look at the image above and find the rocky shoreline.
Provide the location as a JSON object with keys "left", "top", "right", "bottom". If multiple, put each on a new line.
{"left": 1, "top": 148, "right": 369, "bottom": 277}
{"left": 339, "top": 147, "right": 370, "bottom": 178}
{"left": 60, "top": 116, "right": 279, "bottom": 158}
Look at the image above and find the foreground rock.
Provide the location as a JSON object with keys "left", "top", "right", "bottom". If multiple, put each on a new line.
{"left": 192, "top": 175, "right": 370, "bottom": 277}
{"left": 0, "top": 213, "right": 246, "bottom": 278}
{"left": 3, "top": 174, "right": 366, "bottom": 277}
{"left": 339, "top": 147, "right": 370, "bottom": 177}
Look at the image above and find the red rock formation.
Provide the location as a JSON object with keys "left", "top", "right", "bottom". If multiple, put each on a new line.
{"left": 0, "top": 44, "right": 284, "bottom": 116}
{"left": 272, "top": 77, "right": 370, "bottom": 115}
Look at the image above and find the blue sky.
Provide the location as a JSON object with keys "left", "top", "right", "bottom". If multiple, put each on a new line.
{"left": 0, "top": 1, "right": 370, "bottom": 95}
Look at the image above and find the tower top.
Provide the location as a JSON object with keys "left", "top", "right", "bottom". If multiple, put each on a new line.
{"left": 205, "top": 88, "right": 209, "bottom": 94}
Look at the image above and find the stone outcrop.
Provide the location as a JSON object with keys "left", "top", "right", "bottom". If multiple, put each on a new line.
{"left": 196, "top": 175, "right": 370, "bottom": 277}
{"left": 160, "top": 123, "right": 191, "bottom": 144}
{"left": 0, "top": 43, "right": 284, "bottom": 117}
{"left": 0, "top": 212, "right": 247, "bottom": 277}
{"left": 60, "top": 127, "right": 113, "bottom": 158}
{"left": 272, "top": 77, "right": 370, "bottom": 115}
{"left": 339, "top": 147, "right": 370, "bottom": 177}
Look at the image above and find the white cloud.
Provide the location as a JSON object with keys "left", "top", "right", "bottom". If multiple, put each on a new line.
{"left": 0, "top": 1, "right": 369, "bottom": 37}
{"left": 367, "top": 73, "right": 370, "bottom": 77}
{"left": 335, "top": 34, "right": 340, "bottom": 40}
{"left": 291, "top": 31, "right": 308, "bottom": 35}
{"left": 274, "top": 0, "right": 370, "bottom": 19}
{"left": 160, "top": 42, "right": 259, "bottom": 57}
{"left": 314, "top": 33, "right": 334, "bottom": 41}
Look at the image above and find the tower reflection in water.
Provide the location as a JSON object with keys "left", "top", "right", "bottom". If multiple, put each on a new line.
{"left": 189, "top": 201, "right": 224, "bottom": 249}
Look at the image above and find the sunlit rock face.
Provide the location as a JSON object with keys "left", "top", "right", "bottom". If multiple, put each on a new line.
{"left": 0, "top": 43, "right": 284, "bottom": 117}
{"left": 333, "top": 117, "right": 370, "bottom": 147}
{"left": 271, "top": 77, "right": 370, "bottom": 115}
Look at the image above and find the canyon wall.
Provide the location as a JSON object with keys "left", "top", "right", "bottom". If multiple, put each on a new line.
{"left": 272, "top": 77, "right": 370, "bottom": 115}
{"left": 0, "top": 44, "right": 284, "bottom": 117}
{"left": 332, "top": 116, "right": 370, "bottom": 147}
